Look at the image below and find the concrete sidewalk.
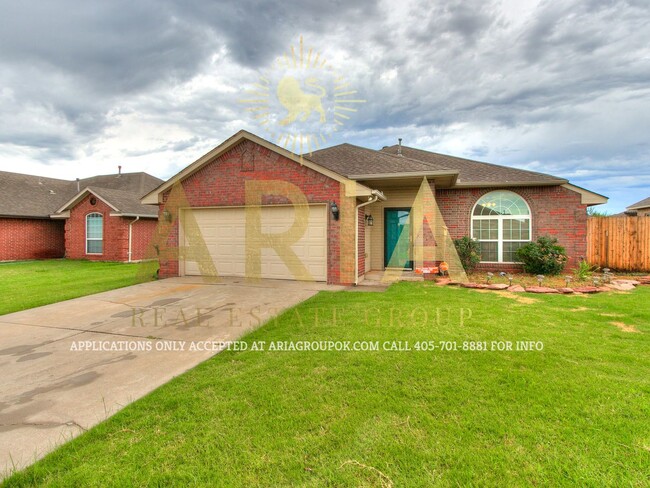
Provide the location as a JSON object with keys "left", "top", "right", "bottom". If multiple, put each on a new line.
{"left": 0, "top": 277, "right": 341, "bottom": 477}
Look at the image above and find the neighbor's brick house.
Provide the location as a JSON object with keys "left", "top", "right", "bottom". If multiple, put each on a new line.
{"left": 141, "top": 131, "right": 607, "bottom": 285}
{"left": 0, "top": 171, "right": 161, "bottom": 262}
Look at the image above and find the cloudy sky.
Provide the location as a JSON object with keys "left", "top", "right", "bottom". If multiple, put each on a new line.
{"left": 1, "top": 0, "right": 649, "bottom": 212}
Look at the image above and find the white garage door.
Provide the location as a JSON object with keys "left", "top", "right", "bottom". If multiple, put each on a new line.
{"left": 182, "top": 205, "right": 327, "bottom": 281}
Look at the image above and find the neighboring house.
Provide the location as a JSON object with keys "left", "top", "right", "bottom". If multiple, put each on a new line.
{"left": 624, "top": 197, "right": 650, "bottom": 216}
{"left": 142, "top": 130, "right": 607, "bottom": 285}
{"left": 0, "top": 170, "right": 162, "bottom": 262}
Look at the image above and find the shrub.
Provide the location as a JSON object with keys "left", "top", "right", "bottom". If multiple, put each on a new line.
{"left": 515, "top": 236, "right": 568, "bottom": 275}
{"left": 453, "top": 236, "right": 481, "bottom": 273}
{"left": 574, "top": 259, "right": 598, "bottom": 282}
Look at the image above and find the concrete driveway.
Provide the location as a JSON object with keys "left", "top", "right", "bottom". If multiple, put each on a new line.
{"left": 0, "top": 277, "right": 341, "bottom": 477}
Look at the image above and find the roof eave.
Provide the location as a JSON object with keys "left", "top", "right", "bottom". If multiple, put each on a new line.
{"left": 561, "top": 183, "right": 609, "bottom": 206}
{"left": 453, "top": 179, "right": 568, "bottom": 188}
{"left": 348, "top": 171, "right": 459, "bottom": 180}
{"left": 109, "top": 212, "right": 158, "bottom": 218}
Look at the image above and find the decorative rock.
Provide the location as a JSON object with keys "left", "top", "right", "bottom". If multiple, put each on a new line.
{"left": 507, "top": 285, "right": 526, "bottom": 292}
{"left": 447, "top": 281, "right": 462, "bottom": 286}
{"left": 605, "top": 283, "right": 636, "bottom": 291}
{"left": 573, "top": 286, "right": 600, "bottom": 294}
{"left": 435, "top": 278, "right": 452, "bottom": 286}
{"left": 638, "top": 276, "right": 650, "bottom": 285}
{"left": 612, "top": 279, "right": 640, "bottom": 286}
{"left": 461, "top": 283, "right": 487, "bottom": 289}
{"left": 557, "top": 287, "right": 575, "bottom": 294}
{"left": 486, "top": 283, "right": 509, "bottom": 290}
{"left": 525, "top": 286, "right": 560, "bottom": 294}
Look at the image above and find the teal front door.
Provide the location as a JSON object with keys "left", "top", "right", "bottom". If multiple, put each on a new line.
{"left": 384, "top": 208, "right": 413, "bottom": 269}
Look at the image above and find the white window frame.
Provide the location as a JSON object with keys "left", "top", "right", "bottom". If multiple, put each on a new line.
{"left": 86, "top": 212, "right": 103, "bottom": 255}
{"left": 470, "top": 191, "right": 532, "bottom": 263}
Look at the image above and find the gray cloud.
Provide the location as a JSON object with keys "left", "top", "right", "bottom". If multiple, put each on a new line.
{"left": 0, "top": 0, "right": 649, "bottom": 211}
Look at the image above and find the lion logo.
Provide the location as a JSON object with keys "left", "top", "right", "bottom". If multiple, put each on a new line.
{"left": 277, "top": 76, "right": 326, "bottom": 126}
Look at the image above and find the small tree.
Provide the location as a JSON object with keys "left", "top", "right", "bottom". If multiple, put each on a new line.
{"left": 453, "top": 236, "right": 481, "bottom": 273}
{"left": 515, "top": 236, "right": 568, "bottom": 275}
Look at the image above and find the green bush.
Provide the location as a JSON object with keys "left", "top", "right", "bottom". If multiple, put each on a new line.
{"left": 574, "top": 259, "right": 598, "bottom": 282}
{"left": 515, "top": 236, "right": 568, "bottom": 275}
{"left": 453, "top": 236, "right": 481, "bottom": 273}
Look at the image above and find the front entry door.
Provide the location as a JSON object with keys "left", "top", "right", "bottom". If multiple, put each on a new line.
{"left": 384, "top": 208, "right": 413, "bottom": 269}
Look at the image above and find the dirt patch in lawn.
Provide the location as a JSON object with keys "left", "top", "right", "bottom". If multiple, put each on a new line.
{"left": 610, "top": 321, "right": 640, "bottom": 333}
{"left": 471, "top": 289, "right": 539, "bottom": 304}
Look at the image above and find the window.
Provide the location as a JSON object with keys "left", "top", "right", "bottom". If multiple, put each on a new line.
{"left": 86, "top": 213, "right": 103, "bottom": 254}
{"left": 471, "top": 191, "right": 531, "bottom": 263}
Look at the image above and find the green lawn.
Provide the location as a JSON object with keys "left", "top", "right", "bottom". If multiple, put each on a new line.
{"left": 0, "top": 259, "right": 157, "bottom": 315}
{"left": 3, "top": 283, "right": 650, "bottom": 487}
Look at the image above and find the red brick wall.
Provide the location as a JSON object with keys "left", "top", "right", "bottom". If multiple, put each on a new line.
{"left": 157, "top": 140, "right": 345, "bottom": 283}
{"left": 65, "top": 195, "right": 158, "bottom": 262}
{"left": 0, "top": 218, "right": 65, "bottom": 261}
{"left": 436, "top": 185, "right": 587, "bottom": 269}
{"left": 358, "top": 207, "right": 365, "bottom": 278}
{"left": 129, "top": 218, "right": 158, "bottom": 262}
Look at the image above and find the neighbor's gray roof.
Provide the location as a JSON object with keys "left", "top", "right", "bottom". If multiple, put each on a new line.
{"left": 0, "top": 171, "right": 162, "bottom": 218}
{"left": 380, "top": 145, "right": 566, "bottom": 185}
{"left": 308, "top": 143, "right": 453, "bottom": 177}
{"left": 626, "top": 196, "right": 650, "bottom": 210}
{"left": 84, "top": 186, "right": 159, "bottom": 217}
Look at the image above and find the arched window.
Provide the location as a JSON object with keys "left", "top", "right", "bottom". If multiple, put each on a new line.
{"left": 86, "top": 213, "right": 103, "bottom": 254}
{"left": 471, "top": 191, "right": 531, "bottom": 263}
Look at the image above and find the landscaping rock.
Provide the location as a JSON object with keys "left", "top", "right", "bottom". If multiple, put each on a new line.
{"left": 461, "top": 283, "right": 487, "bottom": 289}
{"left": 606, "top": 283, "right": 636, "bottom": 292}
{"left": 525, "top": 286, "right": 560, "bottom": 294}
{"left": 447, "top": 281, "right": 462, "bottom": 286}
{"left": 486, "top": 283, "right": 509, "bottom": 290}
{"left": 435, "top": 278, "right": 452, "bottom": 286}
{"left": 612, "top": 279, "right": 640, "bottom": 286}
{"left": 573, "top": 286, "right": 600, "bottom": 294}
{"left": 507, "top": 285, "right": 526, "bottom": 292}
{"left": 557, "top": 287, "right": 574, "bottom": 294}
{"left": 638, "top": 276, "right": 650, "bottom": 285}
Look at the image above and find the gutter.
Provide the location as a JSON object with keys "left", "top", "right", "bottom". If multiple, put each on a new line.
{"left": 127, "top": 216, "right": 140, "bottom": 263}
{"left": 355, "top": 190, "right": 386, "bottom": 286}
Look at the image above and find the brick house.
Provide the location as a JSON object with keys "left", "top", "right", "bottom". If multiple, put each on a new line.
{"left": 0, "top": 171, "right": 162, "bottom": 262}
{"left": 624, "top": 197, "right": 650, "bottom": 217}
{"left": 142, "top": 130, "right": 607, "bottom": 285}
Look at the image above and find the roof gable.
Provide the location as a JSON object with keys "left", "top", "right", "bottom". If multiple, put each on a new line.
{"left": 141, "top": 130, "right": 373, "bottom": 204}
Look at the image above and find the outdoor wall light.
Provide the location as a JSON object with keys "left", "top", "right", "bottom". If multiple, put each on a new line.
{"left": 330, "top": 201, "right": 339, "bottom": 221}
{"left": 365, "top": 214, "right": 374, "bottom": 226}
{"left": 163, "top": 209, "right": 173, "bottom": 223}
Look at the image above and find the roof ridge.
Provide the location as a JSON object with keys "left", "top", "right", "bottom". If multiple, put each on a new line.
{"left": 312, "top": 142, "right": 453, "bottom": 170}
{"left": 383, "top": 144, "right": 563, "bottom": 181}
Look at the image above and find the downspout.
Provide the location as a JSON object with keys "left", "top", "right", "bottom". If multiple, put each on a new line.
{"left": 355, "top": 191, "right": 383, "bottom": 285}
{"left": 128, "top": 216, "right": 140, "bottom": 263}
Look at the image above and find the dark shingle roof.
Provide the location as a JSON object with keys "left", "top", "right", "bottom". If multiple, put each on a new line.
{"left": 0, "top": 172, "right": 74, "bottom": 218}
{"left": 0, "top": 171, "right": 162, "bottom": 218}
{"left": 85, "top": 186, "right": 159, "bottom": 217}
{"left": 308, "top": 143, "right": 454, "bottom": 177}
{"left": 380, "top": 145, "right": 565, "bottom": 185}
{"left": 627, "top": 196, "right": 650, "bottom": 210}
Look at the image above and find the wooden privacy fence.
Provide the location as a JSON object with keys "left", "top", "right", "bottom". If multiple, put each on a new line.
{"left": 587, "top": 216, "right": 650, "bottom": 271}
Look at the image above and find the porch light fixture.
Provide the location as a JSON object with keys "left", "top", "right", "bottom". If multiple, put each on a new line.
{"left": 330, "top": 201, "right": 339, "bottom": 221}
{"left": 163, "top": 209, "right": 173, "bottom": 223}
{"left": 365, "top": 214, "right": 374, "bottom": 226}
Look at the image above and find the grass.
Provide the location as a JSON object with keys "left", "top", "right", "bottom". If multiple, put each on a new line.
{"left": 0, "top": 259, "right": 157, "bottom": 315}
{"left": 3, "top": 283, "right": 650, "bottom": 486}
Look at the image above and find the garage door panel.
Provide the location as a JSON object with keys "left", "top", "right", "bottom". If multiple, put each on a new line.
{"left": 183, "top": 205, "right": 327, "bottom": 281}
